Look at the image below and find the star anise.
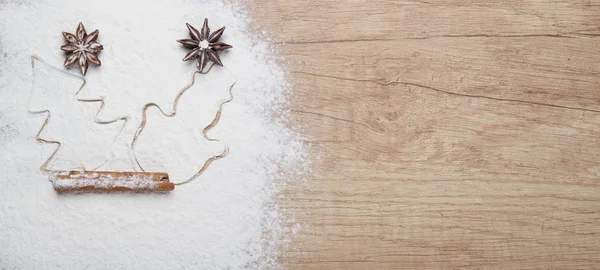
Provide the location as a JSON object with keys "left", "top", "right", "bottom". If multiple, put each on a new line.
{"left": 178, "top": 18, "right": 232, "bottom": 72}
{"left": 60, "top": 22, "right": 103, "bottom": 75}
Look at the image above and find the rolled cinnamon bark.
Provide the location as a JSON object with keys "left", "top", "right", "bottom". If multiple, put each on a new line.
{"left": 51, "top": 171, "right": 175, "bottom": 192}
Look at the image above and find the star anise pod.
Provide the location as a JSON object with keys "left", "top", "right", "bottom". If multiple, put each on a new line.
{"left": 60, "top": 22, "right": 103, "bottom": 75}
{"left": 178, "top": 18, "right": 232, "bottom": 71}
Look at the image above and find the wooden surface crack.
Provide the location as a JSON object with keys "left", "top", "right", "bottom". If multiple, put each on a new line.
{"left": 402, "top": 33, "right": 575, "bottom": 39}
{"left": 294, "top": 71, "right": 600, "bottom": 114}
{"left": 291, "top": 109, "right": 376, "bottom": 132}
{"left": 275, "top": 32, "right": 600, "bottom": 45}
{"left": 275, "top": 38, "right": 396, "bottom": 45}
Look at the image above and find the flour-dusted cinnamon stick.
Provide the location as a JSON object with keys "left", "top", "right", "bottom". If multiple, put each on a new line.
{"left": 51, "top": 171, "right": 175, "bottom": 193}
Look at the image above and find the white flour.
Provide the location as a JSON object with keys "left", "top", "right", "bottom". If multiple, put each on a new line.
{"left": 0, "top": 0, "right": 308, "bottom": 268}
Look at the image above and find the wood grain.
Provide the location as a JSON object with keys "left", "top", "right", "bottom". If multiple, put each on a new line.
{"left": 248, "top": 0, "right": 600, "bottom": 268}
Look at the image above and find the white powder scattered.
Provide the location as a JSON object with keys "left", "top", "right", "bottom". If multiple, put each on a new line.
{"left": 0, "top": 0, "right": 309, "bottom": 268}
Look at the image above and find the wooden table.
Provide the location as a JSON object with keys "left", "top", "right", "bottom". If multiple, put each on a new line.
{"left": 249, "top": 1, "right": 600, "bottom": 268}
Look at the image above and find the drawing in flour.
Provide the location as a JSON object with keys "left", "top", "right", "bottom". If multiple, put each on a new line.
{"left": 29, "top": 19, "right": 234, "bottom": 192}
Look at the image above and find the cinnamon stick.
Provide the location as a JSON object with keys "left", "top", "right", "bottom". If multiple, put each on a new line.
{"left": 52, "top": 171, "right": 175, "bottom": 193}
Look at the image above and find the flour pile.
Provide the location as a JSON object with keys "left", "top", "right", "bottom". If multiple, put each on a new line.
{"left": 0, "top": 0, "right": 307, "bottom": 268}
